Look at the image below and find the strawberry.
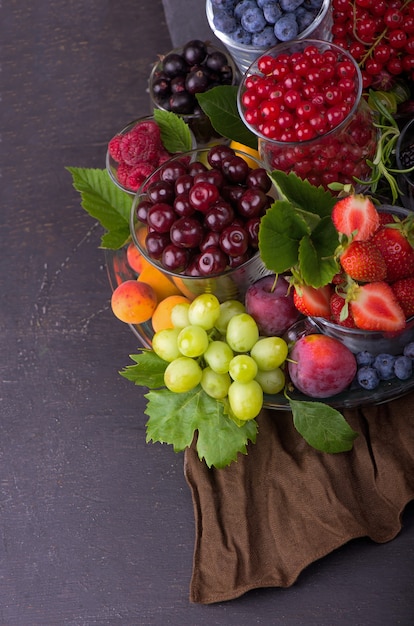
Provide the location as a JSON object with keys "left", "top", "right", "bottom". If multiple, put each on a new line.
{"left": 293, "top": 284, "right": 332, "bottom": 318}
{"left": 329, "top": 291, "right": 357, "bottom": 328}
{"left": 371, "top": 222, "right": 414, "bottom": 282}
{"left": 331, "top": 194, "right": 380, "bottom": 241}
{"left": 339, "top": 240, "right": 387, "bottom": 283}
{"left": 391, "top": 277, "right": 414, "bottom": 318}
{"left": 348, "top": 281, "right": 406, "bottom": 332}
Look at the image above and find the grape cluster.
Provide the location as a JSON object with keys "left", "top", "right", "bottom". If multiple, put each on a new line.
{"left": 151, "top": 293, "right": 288, "bottom": 421}
{"left": 332, "top": 0, "right": 414, "bottom": 90}
{"left": 135, "top": 144, "right": 273, "bottom": 275}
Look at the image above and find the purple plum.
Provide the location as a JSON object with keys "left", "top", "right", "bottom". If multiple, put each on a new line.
{"left": 245, "top": 274, "right": 301, "bottom": 336}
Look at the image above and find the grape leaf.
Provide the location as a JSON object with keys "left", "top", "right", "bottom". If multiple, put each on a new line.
{"left": 289, "top": 399, "right": 359, "bottom": 453}
{"left": 258, "top": 201, "right": 310, "bottom": 274}
{"left": 196, "top": 85, "right": 258, "bottom": 150}
{"left": 145, "top": 386, "right": 257, "bottom": 468}
{"left": 67, "top": 167, "right": 132, "bottom": 249}
{"left": 119, "top": 350, "right": 167, "bottom": 389}
{"left": 153, "top": 109, "right": 193, "bottom": 153}
{"left": 269, "top": 170, "right": 337, "bottom": 218}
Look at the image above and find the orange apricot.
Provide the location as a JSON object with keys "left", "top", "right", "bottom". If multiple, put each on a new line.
{"left": 151, "top": 294, "right": 191, "bottom": 333}
{"left": 137, "top": 264, "right": 182, "bottom": 301}
{"left": 111, "top": 280, "right": 157, "bottom": 325}
{"left": 126, "top": 242, "right": 152, "bottom": 275}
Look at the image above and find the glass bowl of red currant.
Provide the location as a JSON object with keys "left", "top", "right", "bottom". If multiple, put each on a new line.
{"left": 237, "top": 38, "right": 378, "bottom": 190}
{"left": 129, "top": 144, "right": 276, "bottom": 302}
{"left": 149, "top": 39, "right": 239, "bottom": 147}
{"left": 206, "top": 0, "right": 333, "bottom": 76}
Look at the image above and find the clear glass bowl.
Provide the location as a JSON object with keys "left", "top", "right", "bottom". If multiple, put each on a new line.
{"left": 395, "top": 118, "right": 414, "bottom": 211}
{"left": 129, "top": 146, "right": 275, "bottom": 302}
{"left": 106, "top": 115, "right": 196, "bottom": 195}
{"left": 237, "top": 38, "right": 378, "bottom": 190}
{"left": 148, "top": 42, "right": 239, "bottom": 147}
{"left": 206, "top": 0, "right": 333, "bottom": 75}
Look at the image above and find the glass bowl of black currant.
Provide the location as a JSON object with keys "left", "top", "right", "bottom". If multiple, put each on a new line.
{"left": 148, "top": 39, "right": 239, "bottom": 147}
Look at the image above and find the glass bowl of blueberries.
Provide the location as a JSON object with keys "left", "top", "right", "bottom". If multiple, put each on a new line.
{"left": 149, "top": 39, "right": 239, "bottom": 146}
{"left": 129, "top": 143, "right": 275, "bottom": 301}
{"left": 206, "top": 0, "right": 333, "bottom": 75}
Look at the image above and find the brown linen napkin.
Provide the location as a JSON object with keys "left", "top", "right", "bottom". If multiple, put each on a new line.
{"left": 184, "top": 392, "right": 414, "bottom": 604}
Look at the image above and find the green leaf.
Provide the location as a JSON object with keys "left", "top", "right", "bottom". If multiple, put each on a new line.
{"left": 196, "top": 85, "right": 258, "bottom": 150}
{"left": 67, "top": 167, "right": 132, "bottom": 249}
{"left": 269, "top": 170, "right": 337, "bottom": 218}
{"left": 145, "top": 386, "right": 257, "bottom": 468}
{"left": 120, "top": 350, "right": 167, "bottom": 389}
{"left": 153, "top": 109, "right": 193, "bottom": 153}
{"left": 289, "top": 399, "right": 359, "bottom": 453}
{"left": 258, "top": 201, "right": 310, "bottom": 273}
{"left": 298, "top": 217, "right": 340, "bottom": 288}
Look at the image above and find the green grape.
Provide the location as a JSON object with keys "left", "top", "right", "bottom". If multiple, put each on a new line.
{"left": 226, "top": 313, "right": 259, "bottom": 353}
{"left": 228, "top": 380, "right": 263, "bottom": 421}
{"left": 188, "top": 293, "right": 220, "bottom": 330}
{"left": 164, "top": 357, "right": 202, "bottom": 393}
{"left": 171, "top": 302, "right": 190, "bottom": 329}
{"left": 201, "top": 367, "right": 231, "bottom": 399}
{"left": 152, "top": 327, "right": 181, "bottom": 362}
{"left": 250, "top": 336, "right": 288, "bottom": 371}
{"left": 228, "top": 354, "right": 258, "bottom": 383}
{"left": 177, "top": 325, "right": 209, "bottom": 358}
{"left": 203, "top": 340, "right": 234, "bottom": 374}
{"left": 215, "top": 299, "right": 246, "bottom": 334}
{"left": 255, "top": 367, "right": 285, "bottom": 395}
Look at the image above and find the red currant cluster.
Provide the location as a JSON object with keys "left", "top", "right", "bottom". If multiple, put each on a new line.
{"left": 238, "top": 43, "right": 377, "bottom": 188}
{"left": 332, "top": 0, "right": 414, "bottom": 90}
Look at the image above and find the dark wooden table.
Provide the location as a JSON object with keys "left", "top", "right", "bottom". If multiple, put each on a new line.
{"left": 1, "top": 1, "right": 413, "bottom": 624}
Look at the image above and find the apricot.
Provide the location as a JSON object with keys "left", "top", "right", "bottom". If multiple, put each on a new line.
{"left": 111, "top": 280, "right": 157, "bottom": 325}
{"left": 126, "top": 242, "right": 152, "bottom": 275}
{"left": 138, "top": 264, "right": 182, "bottom": 301}
{"left": 151, "top": 294, "right": 191, "bottom": 333}
{"left": 288, "top": 334, "right": 357, "bottom": 398}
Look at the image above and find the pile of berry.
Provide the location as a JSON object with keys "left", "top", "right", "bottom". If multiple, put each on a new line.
{"left": 332, "top": 0, "right": 414, "bottom": 90}
{"left": 210, "top": 0, "right": 326, "bottom": 48}
{"left": 355, "top": 343, "right": 414, "bottom": 390}
{"left": 108, "top": 119, "right": 171, "bottom": 192}
{"left": 135, "top": 144, "right": 273, "bottom": 276}
{"left": 150, "top": 39, "right": 234, "bottom": 116}
{"left": 238, "top": 43, "right": 376, "bottom": 187}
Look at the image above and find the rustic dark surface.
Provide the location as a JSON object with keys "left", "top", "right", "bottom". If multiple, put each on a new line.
{"left": 1, "top": 0, "right": 414, "bottom": 624}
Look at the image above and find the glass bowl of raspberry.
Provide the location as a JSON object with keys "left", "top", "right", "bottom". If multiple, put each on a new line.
{"left": 237, "top": 38, "right": 378, "bottom": 190}
{"left": 129, "top": 144, "right": 275, "bottom": 302}
{"left": 148, "top": 39, "right": 239, "bottom": 147}
{"left": 106, "top": 115, "right": 195, "bottom": 195}
{"left": 206, "top": 0, "right": 333, "bottom": 75}
{"left": 395, "top": 118, "right": 414, "bottom": 211}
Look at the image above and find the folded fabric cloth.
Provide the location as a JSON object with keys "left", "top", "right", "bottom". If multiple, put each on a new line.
{"left": 184, "top": 392, "right": 414, "bottom": 604}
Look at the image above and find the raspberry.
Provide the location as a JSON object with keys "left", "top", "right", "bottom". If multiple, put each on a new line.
{"left": 126, "top": 163, "right": 154, "bottom": 191}
{"left": 116, "top": 162, "right": 132, "bottom": 187}
{"left": 120, "top": 129, "right": 161, "bottom": 167}
{"left": 108, "top": 134, "right": 123, "bottom": 162}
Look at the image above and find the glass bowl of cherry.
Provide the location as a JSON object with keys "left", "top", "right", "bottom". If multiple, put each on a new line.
{"left": 129, "top": 143, "right": 276, "bottom": 302}
{"left": 237, "top": 38, "right": 378, "bottom": 190}
{"left": 149, "top": 39, "right": 239, "bottom": 147}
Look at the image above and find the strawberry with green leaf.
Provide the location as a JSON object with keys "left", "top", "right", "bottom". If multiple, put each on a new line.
{"left": 371, "top": 216, "right": 414, "bottom": 282}
{"left": 331, "top": 194, "right": 380, "bottom": 242}
{"left": 391, "top": 277, "right": 414, "bottom": 318}
{"left": 347, "top": 281, "right": 406, "bottom": 332}
{"left": 339, "top": 240, "right": 387, "bottom": 283}
{"left": 292, "top": 283, "right": 332, "bottom": 318}
{"left": 329, "top": 291, "right": 357, "bottom": 328}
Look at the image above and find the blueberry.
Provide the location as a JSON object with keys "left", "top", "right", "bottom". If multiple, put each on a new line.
{"left": 295, "top": 7, "right": 315, "bottom": 31}
{"left": 234, "top": 0, "right": 257, "bottom": 21}
{"left": 262, "top": 2, "right": 283, "bottom": 24}
{"left": 230, "top": 25, "right": 253, "bottom": 44}
{"left": 394, "top": 355, "right": 413, "bottom": 380}
{"left": 241, "top": 7, "right": 267, "bottom": 33}
{"left": 252, "top": 25, "right": 278, "bottom": 46}
{"left": 213, "top": 9, "right": 238, "bottom": 33}
{"left": 274, "top": 14, "right": 299, "bottom": 41}
{"left": 356, "top": 350, "right": 375, "bottom": 367}
{"left": 357, "top": 366, "right": 380, "bottom": 390}
{"left": 373, "top": 353, "right": 396, "bottom": 380}
{"left": 257, "top": 0, "right": 269, "bottom": 7}
{"left": 304, "top": 0, "right": 323, "bottom": 10}
{"left": 280, "top": 0, "right": 305, "bottom": 12}
{"left": 403, "top": 342, "right": 414, "bottom": 359}
{"left": 211, "top": 0, "right": 238, "bottom": 9}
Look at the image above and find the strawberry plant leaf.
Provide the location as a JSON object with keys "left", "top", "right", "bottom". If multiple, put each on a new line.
{"left": 67, "top": 167, "right": 132, "bottom": 249}
{"left": 258, "top": 201, "right": 310, "bottom": 273}
{"left": 120, "top": 350, "right": 167, "bottom": 389}
{"left": 298, "top": 217, "right": 340, "bottom": 287}
{"left": 145, "top": 386, "right": 257, "bottom": 468}
{"left": 269, "top": 170, "right": 337, "bottom": 218}
{"left": 196, "top": 85, "right": 258, "bottom": 150}
{"left": 153, "top": 109, "right": 193, "bottom": 153}
{"left": 289, "top": 399, "right": 359, "bottom": 453}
